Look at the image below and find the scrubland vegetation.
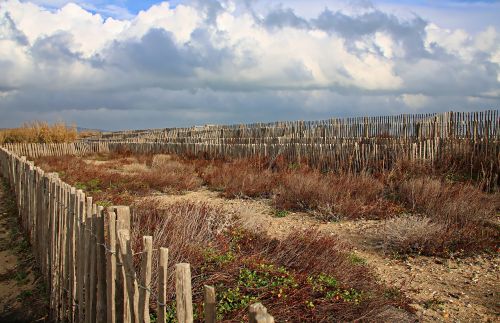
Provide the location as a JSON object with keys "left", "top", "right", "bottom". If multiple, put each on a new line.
{"left": 32, "top": 150, "right": 498, "bottom": 321}
{"left": 35, "top": 151, "right": 499, "bottom": 257}
{"left": 130, "top": 200, "right": 410, "bottom": 321}
{"left": 0, "top": 122, "right": 80, "bottom": 144}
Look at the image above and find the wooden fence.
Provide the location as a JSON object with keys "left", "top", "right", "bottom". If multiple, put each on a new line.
{"left": 87, "top": 110, "right": 499, "bottom": 143}
{"left": 0, "top": 146, "right": 275, "bottom": 322}
{"left": 4, "top": 138, "right": 499, "bottom": 176}
{"left": 0, "top": 142, "right": 109, "bottom": 159}
{"left": 1, "top": 111, "right": 498, "bottom": 174}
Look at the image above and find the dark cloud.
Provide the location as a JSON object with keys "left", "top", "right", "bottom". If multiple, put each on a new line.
{"left": 101, "top": 27, "right": 231, "bottom": 82}
{"left": 1, "top": 86, "right": 497, "bottom": 130}
{"left": 191, "top": 0, "right": 224, "bottom": 25}
{"left": 31, "top": 32, "right": 82, "bottom": 63}
{"left": 0, "top": 13, "right": 29, "bottom": 45}
{"left": 262, "top": 7, "right": 310, "bottom": 30}
{"left": 314, "top": 9, "right": 429, "bottom": 58}
{"left": 104, "top": 28, "right": 195, "bottom": 76}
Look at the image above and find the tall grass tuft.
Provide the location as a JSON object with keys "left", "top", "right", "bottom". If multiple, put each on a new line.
{"left": 0, "top": 121, "right": 78, "bottom": 144}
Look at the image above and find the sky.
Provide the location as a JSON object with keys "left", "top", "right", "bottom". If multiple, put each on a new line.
{"left": 0, "top": 0, "right": 499, "bottom": 130}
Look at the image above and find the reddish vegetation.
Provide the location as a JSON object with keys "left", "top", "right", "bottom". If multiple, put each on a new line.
{"left": 35, "top": 154, "right": 202, "bottom": 205}
{"left": 201, "top": 158, "right": 277, "bottom": 198}
{"left": 34, "top": 152, "right": 499, "bottom": 257}
{"left": 273, "top": 170, "right": 402, "bottom": 220}
{"left": 31, "top": 150, "right": 499, "bottom": 320}
{"left": 130, "top": 200, "right": 411, "bottom": 322}
{"left": 388, "top": 178, "right": 498, "bottom": 255}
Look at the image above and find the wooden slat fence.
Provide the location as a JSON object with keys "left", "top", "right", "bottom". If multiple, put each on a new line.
{"left": 0, "top": 146, "right": 275, "bottom": 322}
{"left": 87, "top": 110, "right": 499, "bottom": 143}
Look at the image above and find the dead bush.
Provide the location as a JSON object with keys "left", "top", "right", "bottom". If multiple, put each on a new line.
{"left": 393, "top": 178, "right": 499, "bottom": 254}
{"left": 130, "top": 202, "right": 410, "bottom": 321}
{"left": 201, "top": 159, "right": 277, "bottom": 198}
{"left": 146, "top": 157, "right": 202, "bottom": 193}
{"left": 257, "top": 230, "right": 412, "bottom": 321}
{"left": 274, "top": 171, "right": 401, "bottom": 220}
{"left": 131, "top": 199, "right": 233, "bottom": 294}
{"left": 378, "top": 215, "right": 445, "bottom": 254}
{"left": 151, "top": 154, "right": 174, "bottom": 168}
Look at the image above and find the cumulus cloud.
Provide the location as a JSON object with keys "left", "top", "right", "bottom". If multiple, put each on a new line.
{"left": 0, "top": 0, "right": 498, "bottom": 130}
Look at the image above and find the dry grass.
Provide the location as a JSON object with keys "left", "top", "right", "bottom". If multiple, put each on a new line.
{"left": 390, "top": 153, "right": 500, "bottom": 192}
{"left": 34, "top": 154, "right": 202, "bottom": 205}
{"left": 377, "top": 215, "right": 446, "bottom": 254}
{"left": 0, "top": 121, "right": 78, "bottom": 144}
{"left": 274, "top": 171, "right": 402, "bottom": 220}
{"left": 149, "top": 155, "right": 202, "bottom": 192}
{"left": 201, "top": 158, "right": 276, "bottom": 198}
{"left": 388, "top": 178, "right": 499, "bottom": 255}
{"left": 130, "top": 200, "right": 411, "bottom": 321}
{"left": 131, "top": 199, "right": 233, "bottom": 293}
{"left": 34, "top": 152, "right": 499, "bottom": 256}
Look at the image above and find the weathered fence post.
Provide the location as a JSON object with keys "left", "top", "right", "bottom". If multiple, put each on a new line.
{"left": 139, "top": 236, "right": 153, "bottom": 323}
{"left": 157, "top": 248, "right": 169, "bottom": 323}
{"left": 204, "top": 285, "right": 216, "bottom": 323}
{"left": 96, "top": 205, "right": 107, "bottom": 322}
{"left": 175, "top": 263, "right": 193, "bottom": 323}
{"left": 118, "top": 229, "right": 139, "bottom": 323}
{"left": 105, "top": 207, "right": 117, "bottom": 323}
{"left": 115, "top": 206, "right": 131, "bottom": 322}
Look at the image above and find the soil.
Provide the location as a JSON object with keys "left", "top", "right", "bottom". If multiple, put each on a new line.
{"left": 0, "top": 181, "right": 49, "bottom": 322}
{"left": 144, "top": 189, "right": 500, "bottom": 323}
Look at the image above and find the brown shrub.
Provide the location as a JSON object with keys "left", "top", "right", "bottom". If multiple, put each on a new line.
{"left": 130, "top": 201, "right": 410, "bottom": 322}
{"left": 201, "top": 159, "right": 277, "bottom": 198}
{"left": 378, "top": 215, "right": 445, "bottom": 254}
{"left": 390, "top": 152, "right": 500, "bottom": 192}
{"left": 393, "top": 178, "right": 499, "bottom": 255}
{"left": 131, "top": 199, "right": 233, "bottom": 292}
{"left": 34, "top": 154, "right": 203, "bottom": 204}
{"left": 258, "top": 230, "right": 412, "bottom": 321}
{"left": 146, "top": 156, "right": 202, "bottom": 193}
{"left": 274, "top": 171, "right": 402, "bottom": 220}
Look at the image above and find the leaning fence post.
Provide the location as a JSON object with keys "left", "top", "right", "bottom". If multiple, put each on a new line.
{"left": 115, "top": 206, "right": 131, "bottom": 323}
{"left": 87, "top": 203, "right": 98, "bottom": 323}
{"left": 83, "top": 197, "right": 92, "bottom": 322}
{"left": 96, "top": 206, "right": 107, "bottom": 322}
{"left": 105, "top": 207, "right": 117, "bottom": 323}
{"left": 118, "top": 229, "right": 139, "bottom": 323}
{"left": 157, "top": 248, "right": 169, "bottom": 323}
{"left": 139, "top": 236, "right": 153, "bottom": 323}
{"left": 175, "top": 263, "right": 193, "bottom": 323}
{"left": 204, "top": 285, "right": 216, "bottom": 323}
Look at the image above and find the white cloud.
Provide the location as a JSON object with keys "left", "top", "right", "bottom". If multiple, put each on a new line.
{"left": 400, "top": 93, "right": 430, "bottom": 109}
{"left": 0, "top": 0, "right": 498, "bottom": 128}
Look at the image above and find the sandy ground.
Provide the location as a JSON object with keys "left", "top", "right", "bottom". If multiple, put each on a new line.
{"left": 0, "top": 181, "right": 49, "bottom": 322}
{"left": 145, "top": 189, "right": 499, "bottom": 323}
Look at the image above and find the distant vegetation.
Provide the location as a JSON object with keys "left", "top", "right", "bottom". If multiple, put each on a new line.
{"left": 0, "top": 122, "right": 100, "bottom": 144}
{"left": 0, "top": 122, "right": 77, "bottom": 144}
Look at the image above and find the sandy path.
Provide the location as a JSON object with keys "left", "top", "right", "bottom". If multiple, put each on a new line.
{"left": 146, "top": 189, "right": 499, "bottom": 323}
{"left": 0, "top": 181, "right": 49, "bottom": 322}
